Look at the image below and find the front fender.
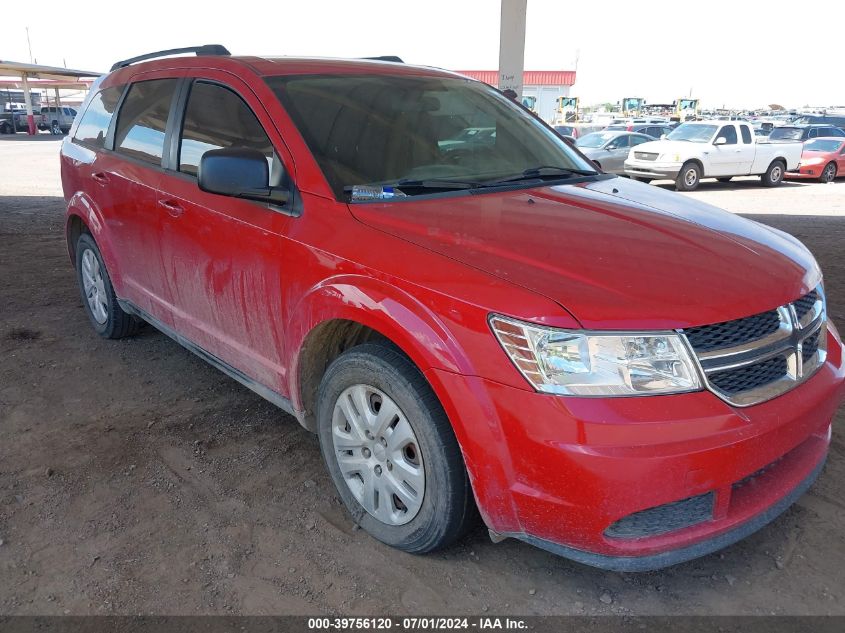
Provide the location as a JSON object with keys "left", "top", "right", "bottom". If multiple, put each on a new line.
{"left": 285, "top": 274, "right": 475, "bottom": 410}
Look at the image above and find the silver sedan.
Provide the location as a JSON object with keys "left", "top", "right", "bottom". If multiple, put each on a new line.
{"left": 575, "top": 131, "right": 655, "bottom": 174}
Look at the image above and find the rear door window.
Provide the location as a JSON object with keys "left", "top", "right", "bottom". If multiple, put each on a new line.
{"left": 740, "top": 125, "right": 753, "bottom": 144}
{"left": 178, "top": 81, "right": 274, "bottom": 177}
{"left": 73, "top": 85, "right": 124, "bottom": 148}
{"left": 114, "top": 79, "right": 179, "bottom": 165}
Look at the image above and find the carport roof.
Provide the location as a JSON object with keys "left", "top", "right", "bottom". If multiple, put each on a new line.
{"left": 0, "top": 60, "right": 102, "bottom": 83}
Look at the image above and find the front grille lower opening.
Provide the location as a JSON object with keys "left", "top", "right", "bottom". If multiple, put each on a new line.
{"left": 605, "top": 492, "right": 715, "bottom": 539}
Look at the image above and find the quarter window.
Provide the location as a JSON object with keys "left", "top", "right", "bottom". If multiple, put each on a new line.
{"left": 179, "top": 81, "right": 274, "bottom": 177}
{"left": 114, "top": 79, "right": 178, "bottom": 165}
{"left": 73, "top": 85, "right": 124, "bottom": 148}
{"left": 740, "top": 125, "right": 752, "bottom": 144}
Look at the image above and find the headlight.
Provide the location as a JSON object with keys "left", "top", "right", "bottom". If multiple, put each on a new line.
{"left": 658, "top": 153, "right": 681, "bottom": 162}
{"left": 490, "top": 316, "right": 702, "bottom": 396}
{"left": 800, "top": 156, "right": 824, "bottom": 166}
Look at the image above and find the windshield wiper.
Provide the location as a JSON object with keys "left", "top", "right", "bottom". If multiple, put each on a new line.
{"left": 395, "top": 178, "right": 481, "bottom": 190}
{"left": 481, "top": 165, "right": 596, "bottom": 187}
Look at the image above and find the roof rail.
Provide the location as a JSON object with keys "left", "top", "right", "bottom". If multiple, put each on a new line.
{"left": 362, "top": 56, "right": 404, "bottom": 63}
{"left": 110, "top": 44, "right": 231, "bottom": 72}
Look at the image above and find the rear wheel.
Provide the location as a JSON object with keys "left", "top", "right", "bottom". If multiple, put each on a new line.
{"left": 317, "top": 343, "right": 475, "bottom": 553}
{"left": 75, "top": 233, "right": 142, "bottom": 339}
{"left": 761, "top": 160, "right": 785, "bottom": 187}
{"left": 820, "top": 162, "right": 837, "bottom": 183}
{"left": 675, "top": 162, "right": 701, "bottom": 191}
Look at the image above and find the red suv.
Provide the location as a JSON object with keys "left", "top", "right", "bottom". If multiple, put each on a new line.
{"left": 61, "top": 45, "right": 845, "bottom": 571}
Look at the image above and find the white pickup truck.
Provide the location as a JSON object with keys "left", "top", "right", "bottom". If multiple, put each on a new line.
{"left": 623, "top": 121, "right": 802, "bottom": 191}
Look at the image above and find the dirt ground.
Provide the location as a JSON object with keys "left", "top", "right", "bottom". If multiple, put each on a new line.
{"left": 1, "top": 136, "right": 845, "bottom": 616}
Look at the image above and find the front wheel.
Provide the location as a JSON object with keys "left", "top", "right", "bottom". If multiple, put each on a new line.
{"left": 820, "top": 162, "right": 837, "bottom": 183}
{"left": 761, "top": 160, "right": 785, "bottom": 187}
{"left": 317, "top": 343, "right": 475, "bottom": 553}
{"left": 75, "top": 233, "right": 142, "bottom": 339}
{"left": 675, "top": 162, "right": 701, "bottom": 191}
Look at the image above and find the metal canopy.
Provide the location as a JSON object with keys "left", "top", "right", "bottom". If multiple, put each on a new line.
{"left": 0, "top": 60, "right": 102, "bottom": 82}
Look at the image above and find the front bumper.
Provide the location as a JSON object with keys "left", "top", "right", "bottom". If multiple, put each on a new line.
{"left": 785, "top": 165, "right": 825, "bottom": 180}
{"left": 426, "top": 328, "right": 845, "bottom": 570}
{"left": 624, "top": 159, "right": 683, "bottom": 180}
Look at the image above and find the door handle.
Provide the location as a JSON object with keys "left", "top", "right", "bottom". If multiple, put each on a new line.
{"left": 158, "top": 199, "right": 184, "bottom": 217}
{"left": 91, "top": 172, "right": 109, "bottom": 184}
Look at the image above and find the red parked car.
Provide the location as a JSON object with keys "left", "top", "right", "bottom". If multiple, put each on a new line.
{"left": 61, "top": 46, "right": 845, "bottom": 571}
{"left": 785, "top": 137, "right": 845, "bottom": 183}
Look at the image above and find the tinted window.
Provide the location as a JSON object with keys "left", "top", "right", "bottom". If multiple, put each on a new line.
{"left": 73, "top": 85, "right": 124, "bottom": 148}
{"left": 807, "top": 128, "right": 818, "bottom": 139}
{"left": 611, "top": 135, "right": 631, "bottom": 148}
{"left": 717, "top": 125, "right": 737, "bottom": 144}
{"left": 823, "top": 127, "right": 845, "bottom": 138}
{"left": 114, "top": 79, "right": 178, "bottom": 165}
{"left": 740, "top": 125, "right": 753, "bottom": 144}
{"left": 179, "top": 82, "right": 273, "bottom": 177}
{"left": 768, "top": 127, "right": 804, "bottom": 141}
{"left": 630, "top": 134, "right": 651, "bottom": 146}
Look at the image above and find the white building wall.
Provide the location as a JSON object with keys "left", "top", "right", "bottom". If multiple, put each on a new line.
{"left": 522, "top": 85, "right": 571, "bottom": 123}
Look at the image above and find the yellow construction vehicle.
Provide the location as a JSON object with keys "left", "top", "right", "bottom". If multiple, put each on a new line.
{"left": 553, "top": 96, "right": 579, "bottom": 124}
{"left": 676, "top": 98, "right": 700, "bottom": 121}
{"left": 621, "top": 97, "right": 645, "bottom": 117}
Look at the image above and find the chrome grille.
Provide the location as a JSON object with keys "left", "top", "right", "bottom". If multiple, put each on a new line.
{"left": 684, "top": 311, "right": 781, "bottom": 352}
{"left": 634, "top": 151, "right": 658, "bottom": 161}
{"left": 682, "top": 287, "right": 827, "bottom": 407}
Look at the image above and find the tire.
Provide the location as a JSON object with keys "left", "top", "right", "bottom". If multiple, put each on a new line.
{"left": 675, "top": 162, "right": 701, "bottom": 191}
{"left": 820, "top": 162, "right": 837, "bottom": 183}
{"left": 717, "top": 177, "right": 732, "bottom": 183}
{"left": 0, "top": 121, "right": 10, "bottom": 134}
{"left": 761, "top": 160, "right": 785, "bottom": 187}
{"left": 75, "top": 233, "right": 142, "bottom": 339}
{"left": 317, "top": 343, "right": 475, "bottom": 553}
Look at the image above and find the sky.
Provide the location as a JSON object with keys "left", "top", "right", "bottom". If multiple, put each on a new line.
{"left": 4, "top": 0, "right": 843, "bottom": 110}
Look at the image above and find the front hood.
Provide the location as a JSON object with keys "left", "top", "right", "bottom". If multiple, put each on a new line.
{"left": 348, "top": 177, "right": 820, "bottom": 329}
{"left": 630, "top": 140, "right": 700, "bottom": 156}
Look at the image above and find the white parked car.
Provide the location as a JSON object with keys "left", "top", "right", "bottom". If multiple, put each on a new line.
{"left": 623, "top": 121, "right": 802, "bottom": 191}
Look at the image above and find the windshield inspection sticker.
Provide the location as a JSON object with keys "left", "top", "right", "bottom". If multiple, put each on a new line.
{"left": 350, "top": 185, "right": 407, "bottom": 201}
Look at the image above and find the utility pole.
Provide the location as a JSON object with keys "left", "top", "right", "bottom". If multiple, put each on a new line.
{"left": 26, "top": 27, "right": 34, "bottom": 63}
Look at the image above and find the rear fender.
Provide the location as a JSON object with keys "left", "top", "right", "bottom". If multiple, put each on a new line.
{"left": 65, "top": 192, "right": 123, "bottom": 291}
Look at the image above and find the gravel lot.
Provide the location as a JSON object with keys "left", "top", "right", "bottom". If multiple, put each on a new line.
{"left": 1, "top": 135, "right": 844, "bottom": 616}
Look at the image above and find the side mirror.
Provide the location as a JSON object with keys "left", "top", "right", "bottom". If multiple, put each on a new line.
{"left": 199, "top": 147, "right": 289, "bottom": 205}
{"left": 714, "top": 137, "right": 728, "bottom": 145}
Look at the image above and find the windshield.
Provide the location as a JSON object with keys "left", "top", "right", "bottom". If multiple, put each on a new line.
{"left": 666, "top": 123, "right": 718, "bottom": 143}
{"left": 576, "top": 132, "right": 617, "bottom": 148}
{"left": 768, "top": 127, "right": 803, "bottom": 141}
{"left": 266, "top": 74, "right": 596, "bottom": 199}
{"left": 804, "top": 139, "right": 843, "bottom": 152}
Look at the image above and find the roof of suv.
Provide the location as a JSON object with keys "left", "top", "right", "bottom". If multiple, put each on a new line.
{"left": 107, "top": 53, "right": 462, "bottom": 83}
